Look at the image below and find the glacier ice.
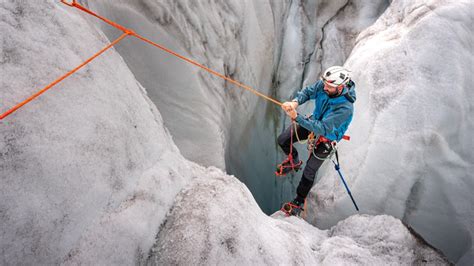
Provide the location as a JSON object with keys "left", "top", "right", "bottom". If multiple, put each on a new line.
{"left": 83, "top": 0, "right": 391, "bottom": 216}
{"left": 0, "top": 0, "right": 472, "bottom": 264}
{"left": 308, "top": 0, "right": 474, "bottom": 264}
{"left": 0, "top": 1, "right": 196, "bottom": 264}
{"left": 149, "top": 172, "right": 448, "bottom": 265}
{"left": 84, "top": 0, "right": 276, "bottom": 171}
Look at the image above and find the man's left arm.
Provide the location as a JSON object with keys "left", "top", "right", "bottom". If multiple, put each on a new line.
{"left": 282, "top": 81, "right": 324, "bottom": 118}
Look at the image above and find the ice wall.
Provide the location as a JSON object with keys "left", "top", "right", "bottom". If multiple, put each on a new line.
{"left": 307, "top": 0, "right": 474, "bottom": 263}
{"left": 0, "top": 1, "right": 197, "bottom": 264}
{"left": 83, "top": 0, "right": 286, "bottom": 213}
{"left": 2, "top": 0, "right": 471, "bottom": 264}
{"left": 83, "top": 0, "right": 390, "bottom": 214}
{"left": 84, "top": 0, "right": 275, "bottom": 169}
{"left": 273, "top": 0, "right": 391, "bottom": 103}
{"left": 0, "top": 3, "right": 446, "bottom": 264}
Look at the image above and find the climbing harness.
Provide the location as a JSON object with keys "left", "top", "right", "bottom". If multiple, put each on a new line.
{"left": 309, "top": 135, "right": 336, "bottom": 161}
{"left": 291, "top": 114, "right": 350, "bottom": 160}
{"left": 0, "top": 0, "right": 283, "bottom": 120}
{"left": 294, "top": 121, "right": 349, "bottom": 161}
{"left": 276, "top": 115, "right": 351, "bottom": 176}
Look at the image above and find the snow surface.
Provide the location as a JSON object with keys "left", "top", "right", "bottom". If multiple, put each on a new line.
{"left": 149, "top": 171, "right": 447, "bottom": 265}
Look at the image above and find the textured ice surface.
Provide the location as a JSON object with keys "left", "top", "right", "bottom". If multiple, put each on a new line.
{"left": 0, "top": 1, "right": 196, "bottom": 264}
{"left": 83, "top": 0, "right": 390, "bottom": 215}
{"left": 149, "top": 172, "right": 448, "bottom": 265}
{"left": 308, "top": 0, "right": 474, "bottom": 263}
{"left": 1, "top": 0, "right": 472, "bottom": 264}
{"left": 85, "top": 0, "right": 276, "bottom": 170}
{"left": 84, "top": 0, "right": 285, "bottom": 213}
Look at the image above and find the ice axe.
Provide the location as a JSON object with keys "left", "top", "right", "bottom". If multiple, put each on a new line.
{"left": 332, "top": 147, "right": 359, "bottom": 211}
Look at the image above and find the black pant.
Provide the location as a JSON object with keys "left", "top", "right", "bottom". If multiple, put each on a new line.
{"left": 277, "top": 123, "right": 332, "bottom": 202}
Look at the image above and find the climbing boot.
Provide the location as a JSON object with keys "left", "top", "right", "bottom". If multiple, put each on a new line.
{"left": 281, "top": 199, "right": 304, "bottom": 216}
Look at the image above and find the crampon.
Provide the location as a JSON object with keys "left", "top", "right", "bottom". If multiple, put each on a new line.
{"left": 275, "top": 157, "right": 303, "bottom": 176}
{"left": 281, "top": 201, "right": 303, "bottom": 216}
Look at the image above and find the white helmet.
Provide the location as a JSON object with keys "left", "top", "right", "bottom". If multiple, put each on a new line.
{"left": 321, "top": 66, "right": 351, "bottom": 87}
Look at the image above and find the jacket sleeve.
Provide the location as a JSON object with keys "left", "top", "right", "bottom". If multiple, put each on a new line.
{"left": 295, "top": 102, "right": 353, "bottom": 140}
{"left": 293, "top": 81, "right": 322, "bottom": 105}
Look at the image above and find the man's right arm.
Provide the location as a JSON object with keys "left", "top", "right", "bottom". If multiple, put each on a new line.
{"left": 293, "top": 80, "right": 322, "bottom": 105}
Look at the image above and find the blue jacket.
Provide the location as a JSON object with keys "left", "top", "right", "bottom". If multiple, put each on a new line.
{"left": 293, "top": 80, "right": 356, "bottom": 142}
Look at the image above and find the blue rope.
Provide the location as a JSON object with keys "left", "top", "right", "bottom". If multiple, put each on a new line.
{"left": 332, "top": 151, "right": 359, "bottom": 211}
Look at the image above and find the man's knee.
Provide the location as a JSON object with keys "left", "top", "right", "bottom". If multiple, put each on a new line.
{"left": 303, "top": 155, "right": 325, "bottom": 177}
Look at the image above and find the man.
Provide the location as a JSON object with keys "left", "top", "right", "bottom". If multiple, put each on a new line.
{"left": 277, "top": 66, "right": 356, "bottom": 216}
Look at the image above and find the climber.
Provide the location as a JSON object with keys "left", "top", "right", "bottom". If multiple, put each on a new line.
{"left": 277, "top": 66, "right": 356, "bottom": 216}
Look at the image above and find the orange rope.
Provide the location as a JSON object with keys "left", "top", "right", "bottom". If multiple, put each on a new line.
{"left": 0, "top": 0, "right": 282, "bottom": 120}
{"left": 0, "top": 32, "right": 129, "bottom": 120}
{"left": 132, "top": 33, "right": 282, "bottom": 106}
